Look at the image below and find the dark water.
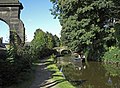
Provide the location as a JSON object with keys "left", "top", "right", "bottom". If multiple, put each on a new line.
{"left": 58, "top": 56, "right": 120, "bottom": 88}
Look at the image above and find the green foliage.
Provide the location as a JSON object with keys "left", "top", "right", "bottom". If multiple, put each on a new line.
{"left": 31, "top": 29, "right": 60, "bottom": 60}
{"left": 46, "top": 32, "right": 54, "bottom": 49}
{"left": 31, "top": 29, "right": 47, "bottom": 49}
{"left": 50, "top": 0, "right": 120, "bottom": 61}
{"left": 53, "top": 35, "right": 60, "bottom": 47}
{"left": 103, "top": 46, "right": 120, "bottom": 63}
{"left": 10, "top": 29, "right": 22, "bottom": 46}
{"left": 0, "top": 30, "right": 32, "bottom": 87}
{"left": 114, "top": 23, "right": 120, "bottom": 47}
{"left": 0, "top": 45, "right": 32, "bottom": 87}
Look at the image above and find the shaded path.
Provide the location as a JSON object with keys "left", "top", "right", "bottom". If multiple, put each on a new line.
{"left": 29, "top": 60, "right": 57, "bottom": 88}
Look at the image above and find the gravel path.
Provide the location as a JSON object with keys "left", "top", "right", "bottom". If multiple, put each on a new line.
{"left": 29, "top": 60, "right": 57, "bottom": 88}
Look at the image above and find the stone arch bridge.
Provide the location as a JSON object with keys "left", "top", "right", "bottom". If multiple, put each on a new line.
{"left": 53, "top": 46, "right": 72, "bottom": 55}
{"left": 0, "top": 0, "right": 25, "bottom": 45}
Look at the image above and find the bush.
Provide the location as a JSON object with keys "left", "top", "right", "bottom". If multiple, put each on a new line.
{"left": 103, "top": 46, "right": 120, "bottom": 63}
{"left": 0, "top": 45, "right": 32, "bottom": 87}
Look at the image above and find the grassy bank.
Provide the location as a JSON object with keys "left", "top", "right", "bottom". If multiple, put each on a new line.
{"left": 46, "top": 55, "right": 75, "bottom": 88}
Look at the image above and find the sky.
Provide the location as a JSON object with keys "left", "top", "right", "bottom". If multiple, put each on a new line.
{"left": 0, "top": 0, "right": 61, "bottom": 43}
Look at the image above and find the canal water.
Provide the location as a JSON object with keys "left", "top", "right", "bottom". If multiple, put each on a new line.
{"left": 57, "top": 55, "right": 120, "bottom": 88}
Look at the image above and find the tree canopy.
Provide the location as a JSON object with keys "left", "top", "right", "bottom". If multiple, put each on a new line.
{"left": 31, "top": 29, "right": 60, "bottom": 59}
{"left": 50, "top": 0, "right": 120, "bottom": 60}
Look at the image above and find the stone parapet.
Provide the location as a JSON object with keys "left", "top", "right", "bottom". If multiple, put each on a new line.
{"left": 0, "top": 2, "right": 23, "bottom": 9}
{"left": 0, "top": 0, "right": 19, "bottom": 3}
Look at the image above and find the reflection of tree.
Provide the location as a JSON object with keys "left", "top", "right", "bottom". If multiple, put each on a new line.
{"left": 103, "top": 64, "right": 120, "bottom": 76}
{"left": 107, "top": 76, "right": 120, "bottom": 88}
{"left": 104, "top": 64, "right": 120, "bottom": 88}
{"left": 62, "top": 59, "right": 120, "bottom": 88}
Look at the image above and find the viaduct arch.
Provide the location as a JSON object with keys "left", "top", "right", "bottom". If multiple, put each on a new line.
{"left": 0, "top": 0, "right": 25, "bottom": 45}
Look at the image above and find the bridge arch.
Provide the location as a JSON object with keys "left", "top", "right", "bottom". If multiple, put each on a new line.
{"left": 0, "top": 0, "right": 25, "bottom": 45}
{"left": 61, "top": 49, "right": 72, "bottom": 55}
{"left": 0, "top": 18, "right": 9, "bottom": 26}
{"left": 53, "top": 46, "right": 72, "bottom": 55}
{"left": 0, "top": 19, "right": 9, "bottom": 43}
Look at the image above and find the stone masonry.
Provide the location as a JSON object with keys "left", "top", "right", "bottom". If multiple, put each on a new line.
{"left": 0, "top": 0, "right": 25, "bottom": 45}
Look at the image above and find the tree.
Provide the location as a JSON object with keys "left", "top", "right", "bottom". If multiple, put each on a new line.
{"left": 31, "top": 29, "right": 59, "bottom": 59}
{"left": 114, "top": 23, "right": 120, "bottom": 47}
{"left": 50, "top": 0, "right": 120, "bottom": 60}
{"left": 31, "top": 29, "right": 47, "bottom": 48}
{"left": 53, "top": 35, "right": 60, "bottom": 47}
{"left": 46, "top": 32, "right": 54, "bottom": 49}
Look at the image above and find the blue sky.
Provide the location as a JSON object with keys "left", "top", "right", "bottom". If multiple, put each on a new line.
{"left": 0, "top": 0, "right": 61, "bottom": 43}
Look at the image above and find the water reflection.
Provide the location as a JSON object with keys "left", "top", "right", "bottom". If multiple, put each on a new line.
{"left": 57, "top": 55, "right": 120, "bottom": 88}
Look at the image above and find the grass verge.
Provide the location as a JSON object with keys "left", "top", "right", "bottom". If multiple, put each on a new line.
{"left": 45, "top": 55, "right": 75, "bottom": 88}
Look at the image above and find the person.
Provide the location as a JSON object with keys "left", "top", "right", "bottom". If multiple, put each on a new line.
{"left": 78, "top": 51, "right": 85, "bottom": 62}
{"left": 78, "top": 54, "right": 81, "bottom": 59}
{"left": 78, "top": 51, "right": 83, "bottom": 60}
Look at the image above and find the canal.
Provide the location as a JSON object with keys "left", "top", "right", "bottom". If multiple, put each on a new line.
{"left": 57, "top": 55, "right": 120, "bottom": 88}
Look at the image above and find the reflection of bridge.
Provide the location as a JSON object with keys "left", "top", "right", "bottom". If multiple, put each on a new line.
{"left": 53, "top": 46, "right": 72, "bottom": 54}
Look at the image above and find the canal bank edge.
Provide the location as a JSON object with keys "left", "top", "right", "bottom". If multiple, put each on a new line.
{"left": 46, "top": 55, "right": 75, "bottom": 88}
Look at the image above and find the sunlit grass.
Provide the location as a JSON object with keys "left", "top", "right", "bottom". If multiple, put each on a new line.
{"left": 46, "top": 55, "right": 75, "bottom": 88}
